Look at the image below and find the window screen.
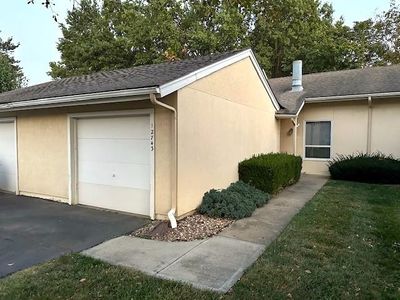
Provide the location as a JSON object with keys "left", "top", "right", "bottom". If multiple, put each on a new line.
{"left": 305, "top": 121, "right": 331, "bottom": 159}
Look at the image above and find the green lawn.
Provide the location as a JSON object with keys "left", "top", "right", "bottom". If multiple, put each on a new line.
{"left": 1, "top": 180, "right": 399, "bottom": 299}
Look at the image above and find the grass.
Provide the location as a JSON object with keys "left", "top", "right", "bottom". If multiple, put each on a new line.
{"left": 1, "top": 180, "right": 399, "bottom": 299}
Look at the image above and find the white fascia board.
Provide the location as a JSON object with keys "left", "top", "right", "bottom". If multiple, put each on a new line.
{"left": 158, "top": 49, "right": 281, "bottom": 111}
{"left": 305, "top": 91, "right": 400, "bottom": 103}
{"left": 275, "top": 100, "right": 305, "bottom": 119}
{"left": 275, "top": 114, "right": 297, "bottom": 119}
{"left": 0, "top": 87, "right": 159, "bottom": 112}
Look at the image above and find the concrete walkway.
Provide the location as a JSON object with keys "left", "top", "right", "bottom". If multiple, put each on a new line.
{"left": 83, "top": 174, "right": 327, "bottom": 293}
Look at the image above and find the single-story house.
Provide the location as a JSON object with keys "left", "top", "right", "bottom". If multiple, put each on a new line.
{"left": 0, "top": 49, "right": 398, "bottom": 220}
{"left": 272, "top": 62, "right": 400, "bottom": 175}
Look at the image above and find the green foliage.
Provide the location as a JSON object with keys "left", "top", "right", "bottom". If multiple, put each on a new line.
{"left": 48, "top": 0, "right": 400, "bottom": 79}
{"left": 250, "top": 1, "right": 357, "bottom": 77}
{"left": 328, "top": 152, "right": 400, "bottom": 184}
{"left": 239, "top": 153, "right": 302, "bottom": 194}
{"left": 0, "top": 33, "right": 26, "bottom": 92}
{"left": 49, "top": 0, "right": 250, "bottom": 79}
{"left": 226, "top": 180, "right": 270, "bottom": 208}
{"left": 198, "top": 181, "right": 270, "bottom": 220}
{"left": 351, "top": 0, "right": 400, "bottom": 67}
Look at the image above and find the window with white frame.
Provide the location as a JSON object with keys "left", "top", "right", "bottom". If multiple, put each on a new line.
{"left": 305, "top": 121, "right": 332, "bottom": 159}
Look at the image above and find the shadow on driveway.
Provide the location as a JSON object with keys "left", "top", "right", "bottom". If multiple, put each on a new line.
{"left": 0, "top": 192, "right": 147, "bottom": 278}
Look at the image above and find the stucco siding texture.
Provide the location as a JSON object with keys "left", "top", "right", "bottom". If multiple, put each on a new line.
{"left": 281, "top": 99, "right": 400, "bottom": 175}
{"left": 370, "top": 99, "right": 400, "bottom": 157}
{"left": 176, "top": 58, "right": 280, "bottom": 216}
{"left": 14, "top": 98, "right": 175, "bottom": 218}
{"left": 17, "top": 113, "right": 69, "bottom": 201}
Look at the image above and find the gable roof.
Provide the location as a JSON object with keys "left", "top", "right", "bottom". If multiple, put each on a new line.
{"left": 270, "top": 64, "right": 400, "bottom": 116}
{"left": 0, "top": 49, "right": 280, "bottom": 111}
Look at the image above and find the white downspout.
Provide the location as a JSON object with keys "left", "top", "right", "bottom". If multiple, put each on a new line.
{"left": 150, "top": 93, "right": 177, "bottom": 228}
{"left": 367, "top": 96, "right": 373, "bottom": 154}
{"left": 291, "top": 117, "right": 299, "bottom": 155}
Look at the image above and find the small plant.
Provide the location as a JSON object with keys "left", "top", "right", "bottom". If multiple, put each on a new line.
{"left": 227, "top": 180, "right": 270, "bottom": 208}
{"left": 198, "top": 181, "right": 270, "bottom": 219}
{"left": 328, "top": 152, "right": 400, "bottom": 184}
{"left": 239, "top": 153, "right": 302, "bottom": 194}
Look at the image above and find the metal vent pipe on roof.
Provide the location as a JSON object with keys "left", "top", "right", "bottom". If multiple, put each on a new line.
{"left": 292, "top": 60, "right": 303, "bottom": 92}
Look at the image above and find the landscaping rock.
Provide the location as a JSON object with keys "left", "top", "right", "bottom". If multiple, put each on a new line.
{"left": 132, "top": 214, "right": 233, "bottom": 242}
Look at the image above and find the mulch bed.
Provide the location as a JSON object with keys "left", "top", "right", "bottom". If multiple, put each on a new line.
{"left": 132, "top": 213, "right": 233, "bottom": 242}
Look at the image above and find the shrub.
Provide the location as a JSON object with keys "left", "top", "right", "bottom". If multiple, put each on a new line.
{"left": 238, "top": 153, "right": 302, "bottom": 194}
{"left": 198, "top": 181, "right": 270, "bottom": 219}
{"left": 227, "top": 180, "right": 270, "bottom": 208}
{"left": 328, "top": 152, "right": 400, "bottom": 184}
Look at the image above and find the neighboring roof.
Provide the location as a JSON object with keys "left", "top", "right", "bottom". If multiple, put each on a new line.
{"left": 0, "top": 49, "right": 280, "bottom": 111}
{"left": 270, "top": 64, "right": 400, "bottom": 115}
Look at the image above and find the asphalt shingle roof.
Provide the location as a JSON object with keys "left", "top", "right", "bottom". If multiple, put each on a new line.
{"left": 0, "top": 50, "right": 243, "bottom": 104}
{"left": 270, "top": 64, "right": 400, "bottom": 115}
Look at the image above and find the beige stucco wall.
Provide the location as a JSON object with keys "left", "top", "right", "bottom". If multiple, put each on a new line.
{"left": 11, "top": 97, "right": 175, "bottom": 218}
{"left": 280, "top": 99, "right": 400, "bottom": 175}
{"left": 17, "top": 113, "right": 69, "bottom": 200}
{"left": 176, "top": 57, "right": 280, "bottom": 216}
{"left": 370, "top": 99, "right": 400, "bottom": 157}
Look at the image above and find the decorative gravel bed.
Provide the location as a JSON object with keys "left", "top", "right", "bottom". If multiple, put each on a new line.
{"left": 132, "top": 213, "right": 233, "bottom": 242}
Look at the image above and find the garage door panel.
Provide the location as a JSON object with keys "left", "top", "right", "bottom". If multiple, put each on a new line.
{"left": 76, "top": 114, "right": 151, "bottom": 216}
{"left": 78, "top": 161, "right": 150, "bottom": 189}
{"left": 0, "top": 142, "right": 15, "bottom": 156}
{"left": 78, "top": 182, "right": 150, "bottom": 216}
{"left": 78, "top": 116, "right": 150, "bottom": 139}
{"left": 78, "top": 139, "right": 150, "bottom": 165}
{"left": 0, "top": 155, "right": 16, "bottom": 172}
{"left": 0, "top": 122, "right": 16, "bottom": 193}
{"left": 0, "top": 171, "right": 15, "bottom": 192}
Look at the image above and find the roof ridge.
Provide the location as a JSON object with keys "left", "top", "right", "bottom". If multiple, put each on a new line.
{"left": 270, "top": 63, "right": 400, "bottom": 80}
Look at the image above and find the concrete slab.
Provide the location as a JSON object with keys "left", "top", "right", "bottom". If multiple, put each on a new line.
{"left": 82, "top": 236, "right": 204, "bottom": 275}
{"left": 157, "top": 236, "right": 264, "bottom": 293}
{"left": 219, "top": 217, "right": 283, "bottom": 245}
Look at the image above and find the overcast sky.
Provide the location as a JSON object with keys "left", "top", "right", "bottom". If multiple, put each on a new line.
{"left": 0, "top": 0, "right": 395, "bottom": 86}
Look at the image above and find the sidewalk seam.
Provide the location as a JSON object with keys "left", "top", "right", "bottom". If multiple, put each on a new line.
{"left": 155, "top": 238, "right": 208, "bottom": 274}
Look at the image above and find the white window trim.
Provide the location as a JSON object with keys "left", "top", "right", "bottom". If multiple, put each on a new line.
{"left": 303, "top": 120, "right": 333, "bottom": 161}
{"left": 67, "top": 109, "right": 155, "bottom": 219}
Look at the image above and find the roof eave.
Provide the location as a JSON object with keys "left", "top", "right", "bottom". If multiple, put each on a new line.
{"left": 275, "top": 90, "right": 400, "bottom": 118}
{"left": 305, "top": 91, "right": 400, "bottom": 103}
{"left": 0, "top": 87, "right": 160, "bottom": 112}
{"left": 275, "top": 100, "right": 305, "bottom": 119}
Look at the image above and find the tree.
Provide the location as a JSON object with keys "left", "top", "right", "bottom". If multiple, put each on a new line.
{"left": 250, "top": 0, "right": 360, "bottom": 77}
{"left": 180, "top": 0, "right": 251, "bottom": 56}
{"left": 351, "top": 1, "right": 400, "bottom": 67}
{"left": 0, "top": 33, "right": 26, "bottom": 93}
{"left": 49, "top": 0, "right": 251, "bottom": 79}
{"left": 48, "top": 0, "right": 400, "bottom": 80}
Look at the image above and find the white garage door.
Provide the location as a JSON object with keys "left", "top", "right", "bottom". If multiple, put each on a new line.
{"left": 0, "top": 121, "right": 16, "bottom": 193}
{"left": 77, "top": 115, "right": 151, "bottom": 216}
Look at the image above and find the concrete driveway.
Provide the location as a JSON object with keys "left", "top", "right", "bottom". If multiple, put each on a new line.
{"left": 0, "top": 192, "right": 146, "bottom": 278}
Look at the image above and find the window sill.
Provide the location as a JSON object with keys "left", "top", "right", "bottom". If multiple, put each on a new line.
{"left": 303, "top": 157, "right": 331, "bottom": 162}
